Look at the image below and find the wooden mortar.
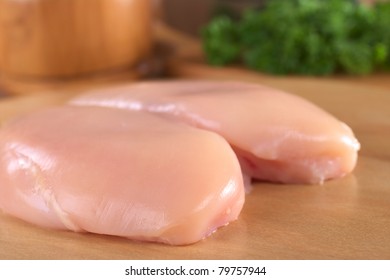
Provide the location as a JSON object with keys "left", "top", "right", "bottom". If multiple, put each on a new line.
{"left": 0, "top": 0, "right": 153, "bottom": 95}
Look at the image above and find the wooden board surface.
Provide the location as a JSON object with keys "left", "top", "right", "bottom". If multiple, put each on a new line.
{"left": 0, "top": 66, "right": 390, "bottom": 260}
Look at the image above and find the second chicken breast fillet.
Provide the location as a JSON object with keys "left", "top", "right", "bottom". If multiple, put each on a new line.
{"left": 70, "top": 81, "right": 360, "bottom": 184}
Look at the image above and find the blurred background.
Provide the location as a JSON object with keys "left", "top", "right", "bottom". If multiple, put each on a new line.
{"left": 0, "top": 0, "right": 389, "bottom": 96}
{"left": 161, "top": 0, "right": 267, "bottom": 36}
{"left": 161, "top": 0, "right": 379, "bottom": 36}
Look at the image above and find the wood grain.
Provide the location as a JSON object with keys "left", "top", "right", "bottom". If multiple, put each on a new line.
{"left": 0, "top": 0, "right": 153, "bottom": 79}
{"left": 1, "top": 4, "right": 389, "bottom": 260}
{"left": 0, "top": 70, "right": 390, "bottom": 259}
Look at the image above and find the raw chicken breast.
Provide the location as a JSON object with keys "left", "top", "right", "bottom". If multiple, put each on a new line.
{"left": 0, "top": 106, "right": 244, "bottom": 245}
{"left": 70, "top": 81, "right": 360, "bottom": 184}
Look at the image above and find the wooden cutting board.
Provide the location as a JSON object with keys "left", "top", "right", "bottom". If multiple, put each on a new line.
{"left": 0, "top": 65, "right": 390, "bottom": 260}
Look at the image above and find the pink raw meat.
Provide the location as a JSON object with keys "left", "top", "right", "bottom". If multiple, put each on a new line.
{"left": 70, "top": 80, "right": 360, "bottom": 184}
{"left": 0, "top": 106, "right": 244, "bottom": 245}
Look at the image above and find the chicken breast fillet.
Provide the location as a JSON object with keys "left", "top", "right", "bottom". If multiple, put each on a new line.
{"left": 0, "top": 106, "right": 244, "bottom": 245}
{"left": 70, "top": 81, "right": 360, "bottom": 184}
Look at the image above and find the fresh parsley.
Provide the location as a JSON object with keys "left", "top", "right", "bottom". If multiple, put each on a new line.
{"left": 202, "top": 0, "right": 390, "bottom": 75}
